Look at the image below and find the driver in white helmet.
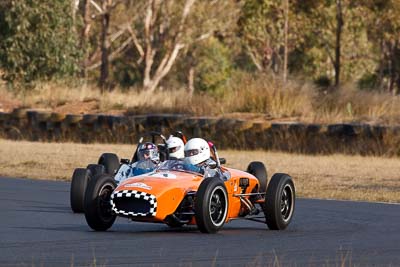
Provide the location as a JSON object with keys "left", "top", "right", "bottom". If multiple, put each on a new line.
{"left": 166, "top": 135, "right": 185, "bottom": 159}
{"left": 183, "top": 138, "right": 230, "bottom": 180}
{"left": 114, "top": 142, "right": 160, "bottom": 183}
{"left": 183, "top": 138, "right": 217, "bottom": 174}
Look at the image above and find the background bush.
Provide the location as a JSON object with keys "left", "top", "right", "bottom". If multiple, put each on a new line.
{"left": 0, "top": 0, "right": 80, "bottom": 85}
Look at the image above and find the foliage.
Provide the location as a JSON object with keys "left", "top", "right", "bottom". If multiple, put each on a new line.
{"left": 359, "top": 0, "right": 400, "bottom": 93}
{"left": 293, "top": 1, "right": 375, "bottom": 82}
{"left": 0, "top": 0, "right": 399, "bottom": 93}
{"left": 94, "top": 0, "right": 240, "bottom": 91}
{"left": 358, "top": 72, "right": 379, "bottom": 91}
{"left": 193, "top": 38, "right": 233, "bottom": 93}
{"left": 0, "top": 0, "right": 80, "bottom": 84}
{"left": 238, "top": 0, "right": 288, "bottom": 73}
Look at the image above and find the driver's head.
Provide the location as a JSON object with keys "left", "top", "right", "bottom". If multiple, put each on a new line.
{"left": 138, "top": 142, "right": 159, "bottom": 163}
{"left": 184, "top": 138, "right": 210, "bottom": 165}
{"left": 166, "top": 135, "right": 184, "bottom": 159}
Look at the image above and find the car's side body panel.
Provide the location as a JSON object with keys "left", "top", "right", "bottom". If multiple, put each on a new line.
{"left": 112, "top": 167, "right": 261, "bottom": 224}
{"left": 223, "top": 167, "right": 260, "bottom": 219}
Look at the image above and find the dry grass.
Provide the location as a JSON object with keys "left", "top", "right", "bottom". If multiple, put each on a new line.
{"left": 3, "top": 82, "right": 213, "bottom": 115}
{"left": 0, "top": 139, "right": 134, "bottom": 180}
{"left": 312, "top": 84, "right": 400, "bottom": 124}
{"left": 2, "top": 76, "right": 400, "bottom": 124}
{"left": 1, "top": 139, "right": 399, "bottom": 203}
{"left": 222, "top": 150, "right": 400, "bottom": 203}
{"left": 224, "top": 74, "right": 316, "bottom": 119}
{"left": 224, "top": 74, "right": 400, "bottom": 124}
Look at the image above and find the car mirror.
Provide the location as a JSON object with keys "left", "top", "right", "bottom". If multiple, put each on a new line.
{"left": 208, "top": 161, "right": 217, "bottom": 169}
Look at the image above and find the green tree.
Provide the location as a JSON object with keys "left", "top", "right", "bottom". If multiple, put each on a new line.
{"left": 0, "top": 0, "right": 80, "bottom": 84}
{"left": 359, "top": 0, "right": 400, "bottom": 93}
{"left": 193, "top": 38, "right": 233, "bottom": 93}
{"left": 293, "top": 0, "right": 375, "bottom": 87}
{"left": 239, "top": 0, "right": 287, "bottom": 74}
{"left": 81, "top": 0, "right": 239, "bottom": 91}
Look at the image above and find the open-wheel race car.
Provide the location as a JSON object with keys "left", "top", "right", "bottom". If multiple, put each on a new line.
{"left": 70, "top": 131, "right": 187, "bottom": 213}
{"left": 84, "top": 142, "right": 295, "bottom": 233}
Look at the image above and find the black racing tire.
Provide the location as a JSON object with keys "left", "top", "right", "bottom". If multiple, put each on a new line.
{"left": 195, "top": 178, "right": 228, "bottom": 234}
{"left": 84, "top": 174, "right": 117, "bottom": 231}
{"left": 98, "top": 153, "right": 120, "bottom": 175}
{"left": 247, "top": 161, "right": 268, "bottom": 192}
{"left": 264, "top": 173, "right": 295, "bottom": 230}
{"left": 70, "top": 168, "right": 91, "bottom": 213}
{"left": 86, "top": 164, "right": 105, "bottom": 177}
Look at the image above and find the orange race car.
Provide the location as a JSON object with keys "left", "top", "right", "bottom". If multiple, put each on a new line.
{"left": 84, "top": 143, "right": 295, "bottom": 233}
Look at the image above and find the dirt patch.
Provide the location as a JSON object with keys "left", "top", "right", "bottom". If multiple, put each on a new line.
{"left": 53, "top": 100, "right": 100, "bottom": 114}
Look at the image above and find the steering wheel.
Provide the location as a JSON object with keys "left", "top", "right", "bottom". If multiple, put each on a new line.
{"left": 171, "top": 162, "right": 185, "bottom": 171}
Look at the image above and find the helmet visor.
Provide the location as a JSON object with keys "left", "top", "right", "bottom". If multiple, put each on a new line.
{"left": 138, "top": 143, "right": 159, "bottom": 162}
{"left": 139, "top": 150, "right": 151, "bottom": 158}
{"left": 184, "top": 149, "right": 200, "bottom": 157}
{"left": 169, "top": 145, "right": 181, "bottom": 154}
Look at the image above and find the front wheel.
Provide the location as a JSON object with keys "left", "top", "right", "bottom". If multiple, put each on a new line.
{"left": 84, "top": 174, "right": 117, "bottom": 231}
{"left": 264, "top": 173, "right": 295, "bottom": 230}
{"left": 195, "top": 178, "right": 228, "bottom": 234}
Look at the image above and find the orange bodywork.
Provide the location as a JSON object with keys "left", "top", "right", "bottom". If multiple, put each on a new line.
{"left": 113, "top": 167, "right": 261, "bottom": 224}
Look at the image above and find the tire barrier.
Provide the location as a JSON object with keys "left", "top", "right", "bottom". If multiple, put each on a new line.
{"left": 1, "top": 109, "right": 399, "bottom": 156}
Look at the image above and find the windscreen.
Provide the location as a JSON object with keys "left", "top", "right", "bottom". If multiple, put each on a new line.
{"left": 155, "top": 160, "right": 202, "bottom": 175}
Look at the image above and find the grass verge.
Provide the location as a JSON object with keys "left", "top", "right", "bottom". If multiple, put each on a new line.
{"left": 2, "top": 75, "right": 400, "bottom": 124}
{"left": 0, "top": 139, "right": 399, "bottom": 203}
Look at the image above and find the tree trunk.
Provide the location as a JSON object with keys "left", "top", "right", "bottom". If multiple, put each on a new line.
{"left": 71, "top": 0, "right": 79, "bottom": 33}
{"left": 143, "top": 0, "right": 155, "bottom": 90}
{"left": 141, "top": 0, "right": 195, "bottom": 92}
{"left": 395, "top": 42, "right": 400, "bottom": 95}
{"left": 283, "top": 0, "right": 289, "bottom": 84}
{"left": 188, "top": 66, "right": 195, "bottom": 96}
{"left": 99, "top": 0, "right": 110, "bottom": 90}
{"left": 148, "top": 43, "right": 184, "bottom": 92}
{"left": 388, "top": 40, "right": 400, "bottom": 95}
{"left": 81, "top": 0, "right": 91, "bottom": 78}
{"left": 143, "top": 46, "right": 154, "bottom": 90}
{"left": 334, "top": 0, "right": 343, "bottom": 88}
{"left": 377, "top": 39, "right": 385, "bottom": 90}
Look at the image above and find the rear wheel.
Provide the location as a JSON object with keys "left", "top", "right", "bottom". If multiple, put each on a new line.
{"left": 264, "top": 173, "right": 295, "bottom": 230}
{"left": 70, "top": 168, "right": 91, "bottom": 213}
{"left": 98, "top": 153, "right": 120, "bottom": 175}
{"left": 247, "top": 161, "right": 268, "bottom": 192}
{"left": 86, "top": 164, "right": 105, "bottom": 177}
{"left": 84, "top": 174, "right": 117, "bottom": 231}
{"left": 195, "top": 178, "right": 228, "bottom": 234}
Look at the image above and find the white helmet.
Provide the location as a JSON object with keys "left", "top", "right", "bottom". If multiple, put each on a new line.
{"left": 166, "top": 135, "right": 184, "bottom": 159}
{"left": 184, "top": 138, "right": 210, "bottom": 165}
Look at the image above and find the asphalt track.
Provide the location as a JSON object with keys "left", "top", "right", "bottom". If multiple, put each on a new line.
{"left": 0, "top": 177, "right": 399, "bottom": 267}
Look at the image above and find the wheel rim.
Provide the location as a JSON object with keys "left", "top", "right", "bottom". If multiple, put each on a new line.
{"left": 209, "top": 186, "right": 227, "bottom": 227}
{"left": 280, "top": 184, "right": 294, "bottom": 222}
{"left": 97, "top": 182, "right": 115, "bottom": 221}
